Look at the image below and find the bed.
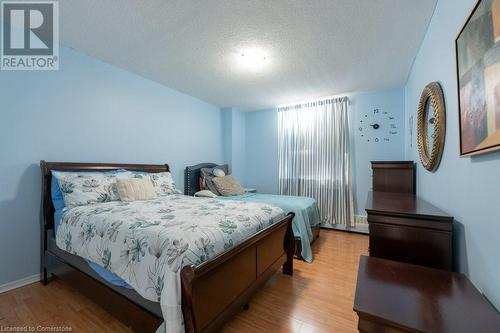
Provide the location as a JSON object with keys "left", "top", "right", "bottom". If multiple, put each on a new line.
{"left": 184, "top": 163, "right": 321, "bottom": 262}
{"left": 40, "top": 161, "right": 295, "bottom": 333}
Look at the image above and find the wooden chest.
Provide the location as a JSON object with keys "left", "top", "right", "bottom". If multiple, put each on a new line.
{"left": 365, "top": 191, "right": 453, "bottom": 270}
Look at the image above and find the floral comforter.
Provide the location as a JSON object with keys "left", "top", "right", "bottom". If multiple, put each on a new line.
{"left": 55, "top": 195, "right": 284, "bottom": 333}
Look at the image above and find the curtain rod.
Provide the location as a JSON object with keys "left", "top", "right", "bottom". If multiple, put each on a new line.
{"left": 277, "top": 96, "right": 350, "bottom": 111}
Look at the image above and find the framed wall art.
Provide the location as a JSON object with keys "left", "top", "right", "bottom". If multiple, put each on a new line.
{"left": 456, "top": 0, "right": 500, "bottom": 156}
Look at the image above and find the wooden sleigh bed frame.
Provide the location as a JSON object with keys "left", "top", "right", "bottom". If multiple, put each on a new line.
{"left": 40, "top": 161, "right": 295, "bottom": 333}
{"left": 185, "top": 163, "right": 320, "bottom": 259}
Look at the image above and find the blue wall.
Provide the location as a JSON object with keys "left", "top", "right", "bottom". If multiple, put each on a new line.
{"left": 245, "top": 109, "right": 280, "bottom": 194}
{"left": 222, "top": 108, "right": 233, "bottom": 171}
{"left": 221, "top": 107, "right": 246, "bottom": 181}
{"left": 404, "top": 0, "right": 500, "bottom": 309}
{"left": 231, "top": 108, "right": 246, "bottom": 182}
{"left": 351, "top": 88, "right": 405, "bottom": 215}
{"left": 245, "top": 88, "right": 406, "bottom": 215}
{"left": 0, "top": 47, "right": 224, "bottom": 286}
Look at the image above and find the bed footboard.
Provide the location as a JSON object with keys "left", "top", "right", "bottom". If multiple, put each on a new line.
{"left": 181, "top": 213, "right": 295, "bottom": 333}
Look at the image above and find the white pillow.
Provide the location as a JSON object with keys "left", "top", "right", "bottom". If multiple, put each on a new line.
{"left": 194, "top": 190, "right": 218, "bottom": 198}
{"left": 212, "top": 168, "right": 226, "bottom": 177}
{"left": 52, "top": 171, "right": 132, "bottom": 208}
{"left": 132, "top": 172, "right": 178, "bottom": 196}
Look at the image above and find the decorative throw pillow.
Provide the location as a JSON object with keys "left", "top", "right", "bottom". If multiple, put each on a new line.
{"left": 133, "top": 172, "right": 178, "bottom": 196}
{"left": 116, "top": 178, "right": 157, "bottom": 202}
{"left": 52, "top": 171, "right": 132, "bottom": 208}
{"left": 201, "top": 164, "right": 229, "bottom": 195}
{"left": 212, "top": 175, "right": 245, "bottom": 196}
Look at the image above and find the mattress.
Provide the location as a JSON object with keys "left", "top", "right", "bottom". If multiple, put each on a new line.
{"left": 219, "top": 193, "right": 320, "bottom": 262}
{"left": 55, "top": 208, "right": 132, "bottom": 288}
{"left": 55, "top": 195, "right": 284, "bottom": 332}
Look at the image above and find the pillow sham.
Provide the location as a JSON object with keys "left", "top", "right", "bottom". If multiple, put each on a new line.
{"left": 132, "top": 171, "right": 178, "bottom": 196}
{"left": 116, "top": 178, "right": 157, "bottom": 202}
{"left": 212, "top": 175, "right": 245, "bottom": 196}
{"left": 51, "top": 169, "right": 129, "bottom": 211}
{"left": 52, "top": 171, "right": 132, "bottom": 208}
{"left": 201, "top": 164, "right": 229, "bottom": 195}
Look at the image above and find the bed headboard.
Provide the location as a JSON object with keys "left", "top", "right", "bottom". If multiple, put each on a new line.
{"left": 40, "top": 161, "right": 170, "bottom": 231}
{"left": 184, "top": 163, "right": 218, "bottom": 196}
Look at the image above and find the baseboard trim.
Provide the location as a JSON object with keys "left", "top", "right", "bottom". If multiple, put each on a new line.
{"left": 321, "top": 224, "right": 369, "bottom": 234}
{"left": 354, "top": 215, "right": 368, "bottom": 225}
{"left": 0, "top": 274, "right": 40, "bottom": 294}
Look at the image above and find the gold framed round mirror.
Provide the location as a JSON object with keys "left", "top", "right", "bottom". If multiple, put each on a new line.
{"left": 417, "top": 82, "right": 446, "bottom": 172}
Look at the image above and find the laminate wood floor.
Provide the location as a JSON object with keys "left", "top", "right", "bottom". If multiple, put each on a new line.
{"left": 0, "top": 230, "right": 368, "bottom": 332}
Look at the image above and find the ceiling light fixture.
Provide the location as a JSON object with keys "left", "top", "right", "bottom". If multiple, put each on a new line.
{"left": 237, "top": 48, "right": 268, "bottom": 71}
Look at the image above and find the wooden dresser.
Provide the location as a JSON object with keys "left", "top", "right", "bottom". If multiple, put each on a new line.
{"left": 354, "top": 256, "right": 500, "bottom": 333}
{"left": 371, "top": 161, "right": 415, "bottom": 194}
{"left": 366, "top": 191, "right": 453, "bottom": 270}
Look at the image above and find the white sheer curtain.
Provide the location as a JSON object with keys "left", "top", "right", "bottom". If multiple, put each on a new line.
{"left": 278, "top": 97, "right": 354, "bottom": 228}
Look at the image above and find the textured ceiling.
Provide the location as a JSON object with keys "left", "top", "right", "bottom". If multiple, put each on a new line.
{"left": 59, "top": 0, "right": 437, "bottom": 111}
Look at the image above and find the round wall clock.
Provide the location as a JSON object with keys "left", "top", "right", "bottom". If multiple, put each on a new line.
{"left": 358, "top": 108, "right": 398, "bottom": 143}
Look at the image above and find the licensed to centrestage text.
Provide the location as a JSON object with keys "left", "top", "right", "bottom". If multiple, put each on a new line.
{"left": 0, "top": 326, "right": 72, "bottom": 332}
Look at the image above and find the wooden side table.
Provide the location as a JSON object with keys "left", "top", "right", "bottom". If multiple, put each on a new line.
{"left": 353, "top": 256, "right": 500, "bottom": 333}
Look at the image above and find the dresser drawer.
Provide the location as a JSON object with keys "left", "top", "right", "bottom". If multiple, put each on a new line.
{"left": 369, "top": 221, "right": 452, "bottom": 270}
